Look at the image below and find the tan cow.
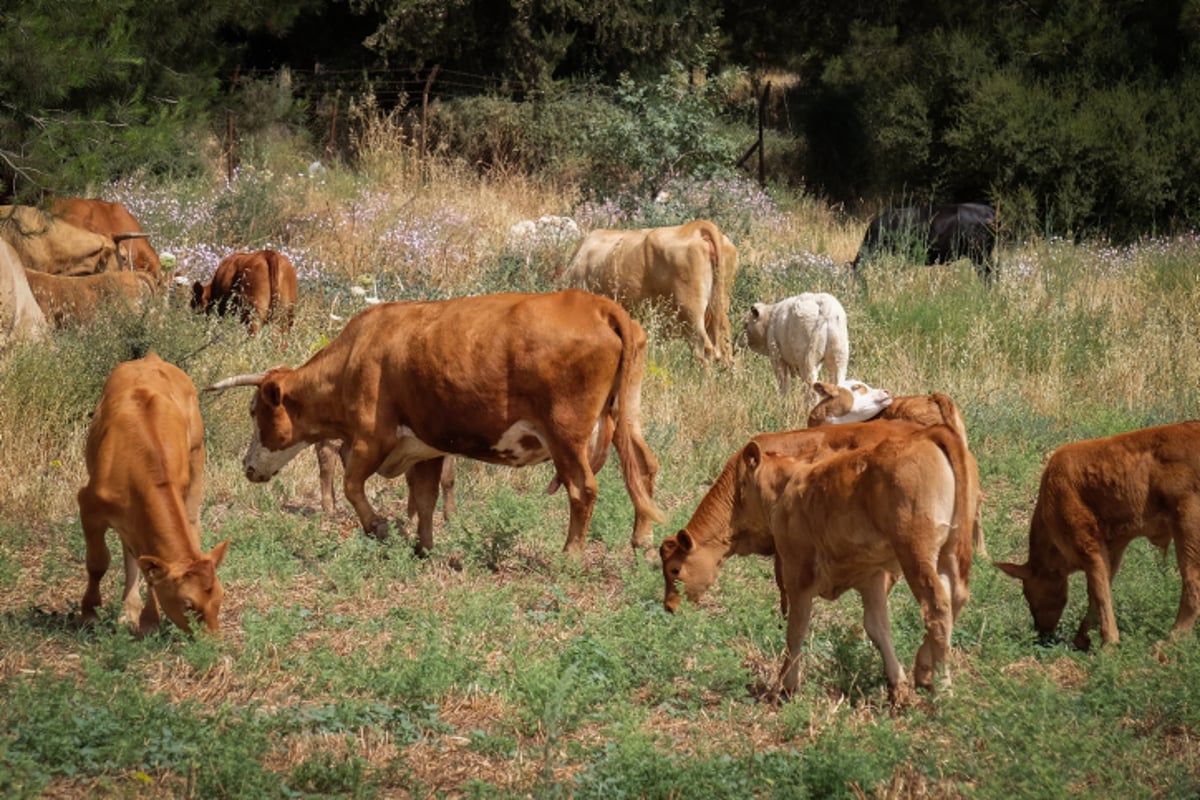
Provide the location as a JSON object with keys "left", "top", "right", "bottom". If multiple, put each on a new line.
{"left": 0, "top": 240, "right": 47, "bottom": 349}
{"left": 208, "top": 289, "right": 664, "bottom": 556}
{"left": 807, "top": 380, "right": 987, "bottom": 558}
{"left": 564, "top": 220, "right": 738, "bottom": 362}
{"left": 661, "top": 420, "right": 975, "bottom": 621}
{"left": 0, "top": 205, "right": 129, "bottom": 276}
{"left": 996, "top": 421, "right": 1200, "bottom": 650}
{"left": 192, "top": 249, "right": 298, "bottom": 335}
{"left": 51, "top": 197, "right": 163, "bottom": 284}
{"left": 77, "top": 353, "right": 231, "bottom": 635}
{"left": 737, "top": 426, "right": 971, "bottom": 697}
{"left": 24, "top": 268, "right": 157, "bottom": 328}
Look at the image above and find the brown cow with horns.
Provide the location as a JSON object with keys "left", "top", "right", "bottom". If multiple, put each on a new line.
{"left": 208, "top": 289, "right": 664, "bottom": 556}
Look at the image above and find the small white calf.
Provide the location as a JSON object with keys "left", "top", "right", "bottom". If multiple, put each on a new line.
{"left": 742, "top": 292, "right": 849, "bottom": 395}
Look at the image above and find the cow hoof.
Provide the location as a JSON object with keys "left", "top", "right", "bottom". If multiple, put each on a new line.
{"left": 1073, "top": 632, "right": 1092, "bottom": 652}
{"left": 365, "top": 520, "right": 391, "bottom": 542}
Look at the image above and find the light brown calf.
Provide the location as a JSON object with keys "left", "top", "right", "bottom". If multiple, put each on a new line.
{"left": 24, "top": 268, "right": 157, "bottom": 328}
{"left": 77, "top": 353, "right": 230, "bottom": 635}
{"left": 996, "top": 421, "right": 1200, "bottom": 650}
{"left": 738, "top": 424, "right": 971, "bottom": 698}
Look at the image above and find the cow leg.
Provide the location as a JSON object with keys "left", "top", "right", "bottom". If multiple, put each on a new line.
{"left": 553, "top": 448, "right": 598, "bottom": 555}
{"left": 78, "top": 491, "right": 111, "bottom": 625}
{"left": 771, "top": 360, "right": 791, "bottom": 395}
{"left": 185, "top": 442, "right": 205, "bottom": 544}
{"left": 123, "top": 546, "right": 160, "bottom": 635}
{"left": 439, "top": 458, "right": 457, "bottom": 521}
{"left": 902, "top": 556, "right": 953, "bottom": 692}
{"left": 342, "top": 443, "right": 390, "bottom": 540}
{"left": 859, "top": 570, "right": 906, "bottom": 694}
{"left": 779, "top": 585, "right": 816, "bottom": 698}
{"left": 315, "top": 440, "right": 342, "bottom": 513}
{"left": 405, "top": 458, "right": 444, "bottom": 556}
{"left": 1076, "top": 550, "right": 1118, "bottom": 649}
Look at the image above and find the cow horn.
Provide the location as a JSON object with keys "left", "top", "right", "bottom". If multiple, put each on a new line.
{"left": 204, "top": 372, "right": 269, "bottom": 392}
{"left": 111, "top": 232, "right": 151, "bottom": 242}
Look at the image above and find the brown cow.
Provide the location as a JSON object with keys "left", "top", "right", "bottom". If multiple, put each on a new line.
{"left": 207, "top": 289, "right": 664, "bottom": 556}
{"left": 0, "top": 205, "right": 130, "bottom": 276}
{"left": 0, "top": 240, "right": 47, "bottom": 349}
{"left": 24, "top": 268, "right": 157, "bottom": 328}
{"left": 563, "top": 220, "right": 738, "bottom": 362}
{"left": 660, "top": 420, "right": 974, "bottom": 623}
{"left": 807, "top": 379, "right": 987, "bottom": 558}
{"left": 191, "top": 249, "right": 298, "bottom": 335}
{"left": 737, "top": 426, "right": 971, "bottom": 698}
{"left": 51, "top": 197, "right": 163, "bottom": 284}
{"left": 996, "top": 421, "right": 1200, "bottom": 650}
{"left": 77, "top": 353, "right": 231, "bottom": 635}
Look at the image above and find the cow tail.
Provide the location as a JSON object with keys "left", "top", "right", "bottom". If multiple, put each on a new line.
{"left": 264, "top": 250, "right": 282, "bottom": 325}
{"left": 927, "top": 424, "right": 974, "bottom": 590}
{"left": 699, "top": 220, "right": 734, "bottom": 361}
{"left": 608, "top": 305, "right": 667, "bottom": 524}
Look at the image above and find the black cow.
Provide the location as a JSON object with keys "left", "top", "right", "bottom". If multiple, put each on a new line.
{"left": 852, "top": 203, "right": 997, "bottom": 281}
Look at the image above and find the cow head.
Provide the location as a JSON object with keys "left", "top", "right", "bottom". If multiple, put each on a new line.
{"left": 995, "top": 561, "right": 1069, "bottom": 640}
{"left": 206, "top": 368, "right": 311, "bottom": 483}
{"left": 740, "top": 302, "right": 774, "bottom": 355}
{"left": 191, "top": 281, "right": 212, "bottom": 312}
{"left": 140, "top": 538, "right": 231, "bottom": 634}
{"left": 659, "top": 530, "right": 725, "bottom": 613}
{"left": 807, "top": 380, "right": 894, "bottom": 426}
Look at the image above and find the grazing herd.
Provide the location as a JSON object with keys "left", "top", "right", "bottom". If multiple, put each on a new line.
{"left": 9, "top": 197, "right": 1199, "bottom": 703}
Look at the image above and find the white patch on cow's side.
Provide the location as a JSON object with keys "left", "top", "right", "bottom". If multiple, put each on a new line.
{"left": 243, "top": 437, "right": 310, "bottom": 482}
{"left": 492, "top": 421, "right": 551, "bottom": 466}
{"left": 376, "top": 426, "right": 447, "bottom": 478}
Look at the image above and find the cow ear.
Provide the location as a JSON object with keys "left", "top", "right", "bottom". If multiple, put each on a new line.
{"left": 262, "top": 379, "right": 284, "bottom": 408}
{"left": 749, "top": 304, "right": 761, "bottom": 319}
{"left": 813, "top": 382, "right": 836, "bottom": 399}
{"left": 659, "top": 537, "right": 679, "bottom": 559}
{"left": 676, "top": 531, "right": 695, "bottom": 553}
{"left": 742, "top": 441, "right": 762, "bottom": 470}
{"left": 207, "top": 538, "right": 231, "bottom": 570}
{"left": 994, "top": 562, "right": 1032, "bottom": 581}
{"left": 139, "top": 556, "right": 171, "bottom": 585}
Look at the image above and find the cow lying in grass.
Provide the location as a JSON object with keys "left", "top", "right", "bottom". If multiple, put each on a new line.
{"left": 77, "top": 353, "right": 230, "bottom": 635}
{"left": 996, "top": 421, "right": 1200, "bottom": 650}
{"left": 806, "top": 379, "right": 987, "bottom": 558}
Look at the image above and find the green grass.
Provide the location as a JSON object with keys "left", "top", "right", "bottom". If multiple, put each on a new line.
{"left": 2, "top": 155, "right": 1200, "bottom": 797}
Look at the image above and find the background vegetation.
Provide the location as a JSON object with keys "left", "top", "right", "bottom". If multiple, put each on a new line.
{"left": 2, "top": 116, "right": 1200, "bottom": 796}
{"left": 6, "top": 1, "right": 1200, "bottom": 240}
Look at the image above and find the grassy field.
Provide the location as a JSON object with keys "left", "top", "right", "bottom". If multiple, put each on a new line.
{"left": 3, "top": 149, "right": 1200, "bottom": 798}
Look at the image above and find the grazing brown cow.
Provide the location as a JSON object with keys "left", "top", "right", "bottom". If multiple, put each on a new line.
{"left": 738, "top": 425, "right": 971, "bottom": 698}
{"left": 661, "top": 420, "right": 975, "bottom": 623}
{"left": 192, "top": 249, "right": 298, "bottom": 334}
{"left": 77, "top": 353, "right": 231, "bottom": 635}
{"left": 996, "top": 421, "right": 1200, "bottom": 650}
{"left": 806, "top": 379, "right": 987, "bottom": 558}
{"left": 563, "top": 220, "right": 738, "bottom": 362}
{"left": 51, "top": 197, "right": 162, "bottom": 284}
{"left": 0, "top": 240, "right": 47, "bottom": 349}
{"left": 24, "top": 268, "right": 157, "bottom": 328}
{"left": 0, "top": 205, "right": 130, "bottom": 276}
{"left": 208, "top": 289, "right": 664, "bottom": 556}
{"left": 314, "top": 439, "right": 457, "bottom": 520}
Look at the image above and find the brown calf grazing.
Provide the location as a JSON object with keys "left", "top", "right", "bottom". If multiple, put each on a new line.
{"left": 807, "top": 379, "right": 987, "bottom": 557}
{"left": 24, "top": 268, "right": 157, "bottom": 328}
{"left": 77, "top": 353, "right": 231, "bottom": 635}
{"left": 192, "top": 249, "right": 298, "bottom": 335}
{"left": 563, "top": 220, "right": 739, "bottom": 362}
{"left": 996, "top": 421, "right": 1200, "bottom": 650}
{"left": 208, "top": 289, "right": 663, "bottom": 556}
{"left": 738, "top": 425, "right": 971, "bottom": 698}
{"left": 660, "top": 419, "right": 974, "bottom": 624}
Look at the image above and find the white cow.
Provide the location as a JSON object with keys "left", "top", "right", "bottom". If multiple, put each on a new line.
{"left": 742, "top": 292, "right": 849, "bottom": 396}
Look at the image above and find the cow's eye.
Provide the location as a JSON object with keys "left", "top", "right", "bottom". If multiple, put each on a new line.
{"left": 670, "top": 567, "right": 680, "bottom": 576}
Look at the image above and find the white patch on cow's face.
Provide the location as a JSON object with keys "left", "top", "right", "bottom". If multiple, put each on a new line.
{"left": 492, "top": 421, "right": 550, "bottom": 466}
{"left": 243, "top": 436, "right": 309, "bottom": 482}
{"left": 828, "top": 380, "right": 894, "bottom": 424}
